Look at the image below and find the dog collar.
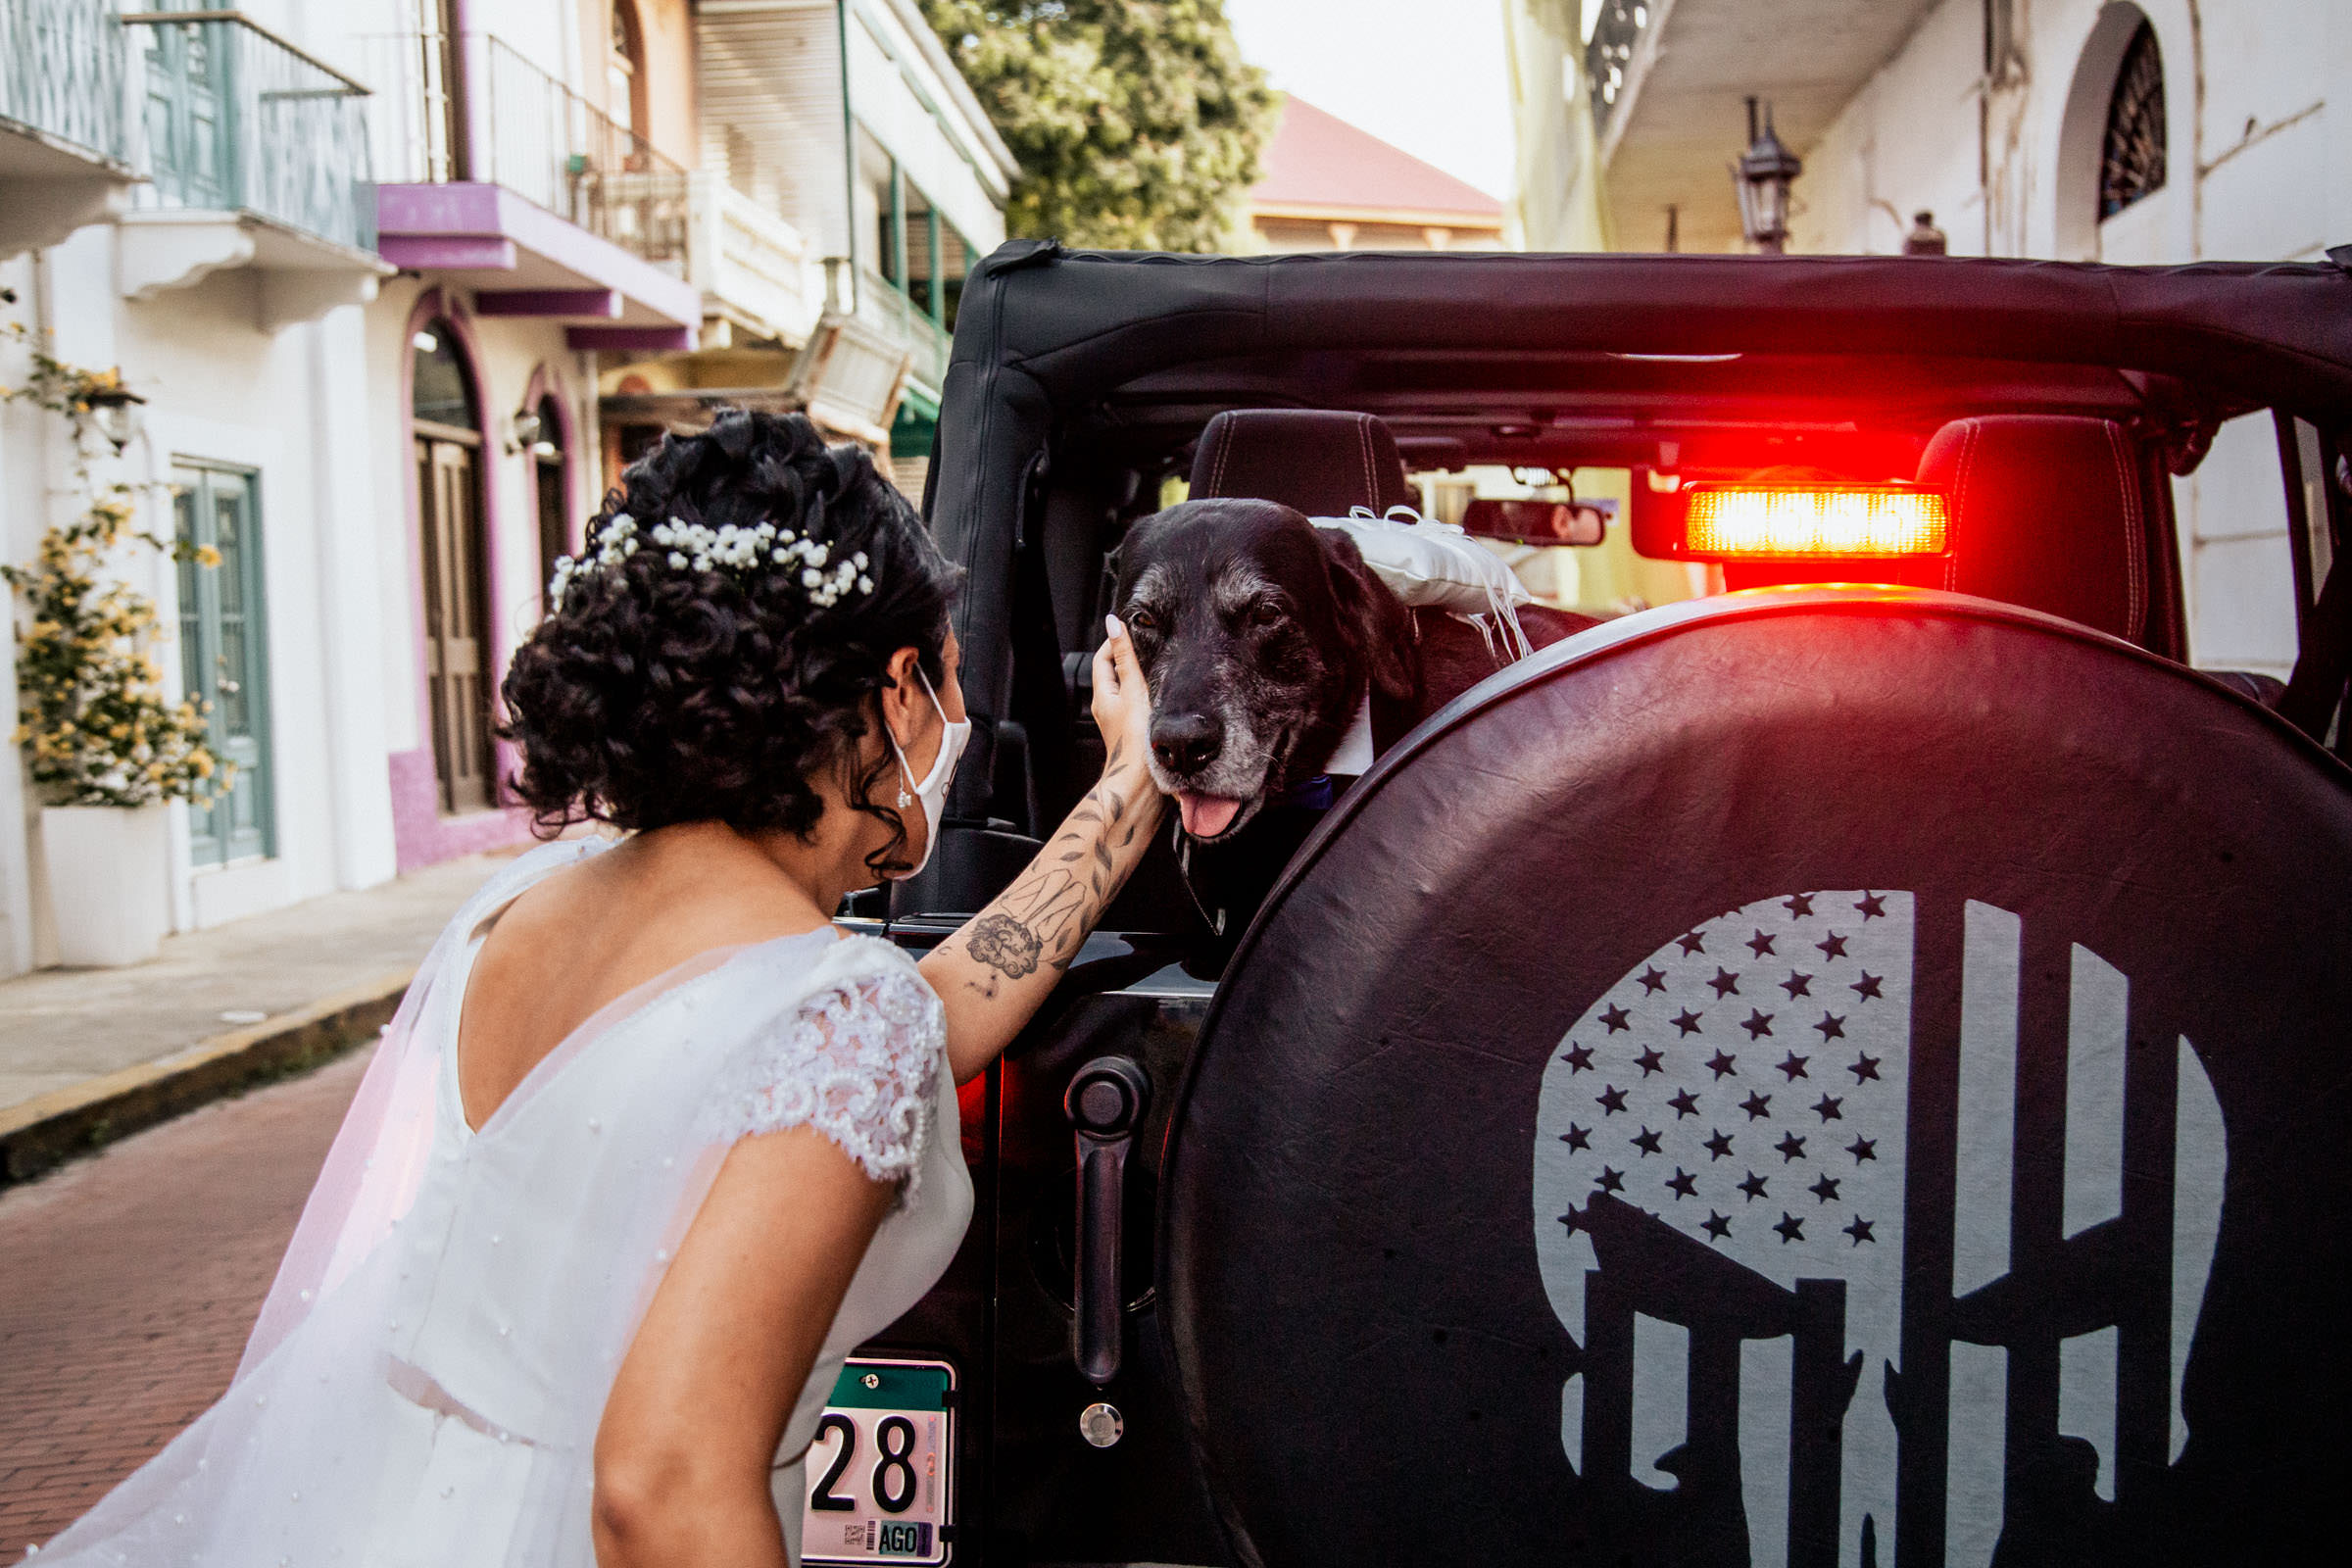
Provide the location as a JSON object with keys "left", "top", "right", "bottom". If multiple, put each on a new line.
{"left": 1270, "top": 773, "right": 1337, "bottom": 810}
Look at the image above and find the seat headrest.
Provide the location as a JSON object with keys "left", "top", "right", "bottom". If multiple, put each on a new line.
{"left": 1916, "top": 415, "right": 2149, "bottom": 642}
{"left": 1190, "top": 410, "right": 1415, "bottom": 519}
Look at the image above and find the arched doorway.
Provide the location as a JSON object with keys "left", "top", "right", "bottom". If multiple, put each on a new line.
{"left": 411, "top": 320, "right": 495, "bottom": 814}
{"left": 530, "top": 391, "right": 571, "bottom": 600}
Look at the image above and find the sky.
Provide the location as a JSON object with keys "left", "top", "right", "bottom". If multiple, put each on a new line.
{"left": 1221, "top": 0, "right": 1516, "bottom": 201}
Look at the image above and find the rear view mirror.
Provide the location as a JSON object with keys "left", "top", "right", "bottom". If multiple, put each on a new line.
{"left": 1460, "top": 497, "right": 1611, "bottom": 547}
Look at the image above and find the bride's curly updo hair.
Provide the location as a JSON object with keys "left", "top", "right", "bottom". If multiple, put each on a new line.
{"left": 502, "top": 410, "right": 959, "bottom": 871}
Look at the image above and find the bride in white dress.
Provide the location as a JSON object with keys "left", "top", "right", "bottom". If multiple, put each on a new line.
{"left": 33, "top": 412, "right": 1166, "bottom": 1567}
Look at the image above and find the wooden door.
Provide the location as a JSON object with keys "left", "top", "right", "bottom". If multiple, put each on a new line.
{"left": 417, "top": 434, "right": 493, "bottom": 813}
{"left": 416, "top": 0, "right": 466, "bottom": 181}
{"left": 173, "top": 466, "right": 272, "bottom": 865}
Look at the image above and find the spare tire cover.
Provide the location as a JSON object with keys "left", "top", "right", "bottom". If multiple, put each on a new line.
{"left": 1160, "top": 590, "right": 2352, "bottom": 1568}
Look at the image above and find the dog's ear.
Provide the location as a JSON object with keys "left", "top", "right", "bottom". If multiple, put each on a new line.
{"left": 1318, "top": 527, "right": 1417, "bottom": 702}
{"left": 1111, "top": 511, "right": 1166, "bottom": 602}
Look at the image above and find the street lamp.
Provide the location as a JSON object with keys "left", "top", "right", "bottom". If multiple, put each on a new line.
{"left": 1733, "top": 97, "right": 1802, "bottom": 255}
{"left": 80, "top": 386, "right": 146, "bottom": 454}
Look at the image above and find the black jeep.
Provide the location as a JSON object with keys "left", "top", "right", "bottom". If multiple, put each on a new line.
{"left": 808, "top": 243, "right": 2352, "bottom": 1568}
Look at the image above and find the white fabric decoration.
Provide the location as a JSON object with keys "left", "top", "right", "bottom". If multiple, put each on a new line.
{"left": 1326, "top": 693, "right": 1377, "bottom": 776}
{"left": 1310, "top": 505, "right": 1537, "bottom": 661}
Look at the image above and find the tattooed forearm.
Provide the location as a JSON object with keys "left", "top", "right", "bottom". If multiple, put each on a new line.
{"left": 964, "top": 913, "right": 1042, "bottom": 978}
{"left": 953, "top": 768, "right": 1146, "bottom": 980}
{"left": 923, "top": 653, "right": 1169, "bottom": 1082}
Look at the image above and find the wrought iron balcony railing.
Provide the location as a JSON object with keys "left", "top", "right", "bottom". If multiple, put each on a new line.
{"left": 122, "top": 10, "right": 375, "bottom": 253}
{"left": 0, "top": 0, "right": 130, "bottom": 166}
{"left": 364, "top": 29, "right": 689, "bottom": 270}
{"left": 1585, "top": 0, "right": 1652, "bottom": 146}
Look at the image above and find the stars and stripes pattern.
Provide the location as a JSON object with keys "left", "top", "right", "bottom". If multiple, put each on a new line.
{"left": 1533, "top": 890, "right": 1917, "bottom": 1566}
{"left": 1531, "top": 891, "right": 2230, "bottom": 1568}
{"left": 1537, "top": 891, "right": 1913, "bottom": 1296}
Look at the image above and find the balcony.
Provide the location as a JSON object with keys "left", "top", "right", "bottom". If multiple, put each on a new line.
{"left": 0, "top": 0, "right": 135, "bottom": 258}
{"left": 1582, "top": 0, "right": 1940, "bottom": 254}
{"left": 116, "top": 9, "right": 387, "bottom": 324}
{"left": 856, "top": 266, "right": 950, "bottom": 398}
{"left": 685, "top": 171, "right": 819, "bottom": 348}
{"left": 367, "top": 30, "right": 699, "bottom": 351}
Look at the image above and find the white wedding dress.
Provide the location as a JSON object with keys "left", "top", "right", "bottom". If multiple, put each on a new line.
{"left": 36, "top": 838, "right": 972, "bottom": 1566}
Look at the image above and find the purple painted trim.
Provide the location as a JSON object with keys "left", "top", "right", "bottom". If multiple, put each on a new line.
{"left": 390, "top": 287, "right": 532, "bottom": 870}
{"left": 378, "top": 232, "right": 518, "bottom": 271}
{"left": 492, "top": 189, "right": 701, "bottom": 324}
{"left": 376, "top": 180, "right": 506, "bottom": 234}
{"left": 389, "top": 750, "right": 534, "bottom": 873}
{"left": 567, "top": 324, "right": 696, "bottom": 353}
{"left": 477, "top": 289, "right": 623, "bottom": 318}
{"left": 375, "top": 180, "right": 700, "bottom": 327}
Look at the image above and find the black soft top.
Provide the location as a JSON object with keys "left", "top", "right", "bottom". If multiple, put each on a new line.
{"left": 930, "top": 242, "right": 2352, "bottom": 775}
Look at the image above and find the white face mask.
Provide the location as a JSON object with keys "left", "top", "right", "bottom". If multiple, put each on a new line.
{"left": 885, "top": 664, "right": 970, "bottom": 880}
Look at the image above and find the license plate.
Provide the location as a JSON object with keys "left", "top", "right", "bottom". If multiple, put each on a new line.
{"left": 799, "top": 1357, "right": 954, "bottom": 1565}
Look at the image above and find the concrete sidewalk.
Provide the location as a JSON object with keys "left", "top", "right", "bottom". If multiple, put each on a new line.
{"left": 0, "top": 849, "right": 520, "bottom": 1182}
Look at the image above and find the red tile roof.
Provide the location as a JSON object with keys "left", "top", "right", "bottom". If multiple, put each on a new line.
{"left": 1250, "top": 95, "right": 1503, "bottom": 226}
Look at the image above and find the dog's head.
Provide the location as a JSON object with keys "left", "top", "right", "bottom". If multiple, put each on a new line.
{"left": 1115, "top": 498, "right": 1416, "bottom": 842}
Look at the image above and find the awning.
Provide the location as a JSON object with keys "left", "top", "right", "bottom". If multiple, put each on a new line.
{"left": 787, "top": 310, "right": 915, "bottom": 447}
{"left": 892, "top": 385, "right": 940, "bottom": 459}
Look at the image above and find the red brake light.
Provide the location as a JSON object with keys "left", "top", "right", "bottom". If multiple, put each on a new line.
{"left": 1680, "top": 484, "right": 1949, "bottom": 560}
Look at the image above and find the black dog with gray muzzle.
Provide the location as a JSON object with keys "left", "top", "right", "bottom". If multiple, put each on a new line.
{"left": 1114, "top": 497, "right": 1589, "bottom": 944}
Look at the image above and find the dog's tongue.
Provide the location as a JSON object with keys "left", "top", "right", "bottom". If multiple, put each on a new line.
{"left": 1178, "top": 792, "right": 1243, "bottom": 839}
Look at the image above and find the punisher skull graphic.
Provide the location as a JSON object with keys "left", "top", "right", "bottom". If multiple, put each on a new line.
{"left": 1532, "top": 892, "right": 2228, "bottom": 1568}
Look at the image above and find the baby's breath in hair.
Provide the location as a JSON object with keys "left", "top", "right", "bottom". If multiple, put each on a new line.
{"left": 502, "top": 410, "right": 958, "bottom": 867}
{"left": 546, "top": 512, "right": 873, "bottom": 611}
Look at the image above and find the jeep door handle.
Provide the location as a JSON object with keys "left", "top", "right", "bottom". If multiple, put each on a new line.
{"left": 1065, "top": 1055, "right": 1150, "bottom": 1387}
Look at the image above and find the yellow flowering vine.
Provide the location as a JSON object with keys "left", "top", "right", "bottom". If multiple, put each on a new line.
{"left": 3, "top": 287, "right": 228, "bottom": 808}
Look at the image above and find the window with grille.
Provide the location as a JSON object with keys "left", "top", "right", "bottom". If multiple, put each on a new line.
{"left": 2098, "top": 20, "right": 2166, "bottom": 220}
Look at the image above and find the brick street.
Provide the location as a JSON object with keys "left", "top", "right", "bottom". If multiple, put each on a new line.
{"left": 0, "top": 1053, "right": 365, "bottom": 1553}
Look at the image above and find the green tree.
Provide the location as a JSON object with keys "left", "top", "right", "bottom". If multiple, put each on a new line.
{"left": 923, "top": 0, "right": 1276, "bottom": 253}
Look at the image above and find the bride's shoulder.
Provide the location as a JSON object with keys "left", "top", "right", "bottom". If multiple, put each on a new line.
{"left": 452, "top": 837, "right": 611, "bottom": 928}
{"left": 707, "top": 927, "right": 939, "bottom": 1028}
{"left": 726, "top": 924, "right": 922, "bottom": 983}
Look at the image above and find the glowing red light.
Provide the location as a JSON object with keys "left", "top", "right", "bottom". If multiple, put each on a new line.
{"left": 1683, "top": 485, "right": 1949, "bottom": 559}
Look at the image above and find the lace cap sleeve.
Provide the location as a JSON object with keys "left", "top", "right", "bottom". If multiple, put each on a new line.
{"left": 699, "top": 956, "right": 946, "bottom": 1189}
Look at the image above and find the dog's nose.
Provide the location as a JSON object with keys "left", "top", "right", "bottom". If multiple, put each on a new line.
{"left": 1152, "top": 711, "right": 1224, "bottom": 774}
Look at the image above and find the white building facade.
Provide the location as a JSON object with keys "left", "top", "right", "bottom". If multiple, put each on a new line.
{"left": 2, "top": 0, "right": 398, "bottom": 975}
{"left": 1506, "top": 0, "right": 2347, "bottom": 682}
{"left": 0, "top": 0, "right": 1007, "bottom": 976}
